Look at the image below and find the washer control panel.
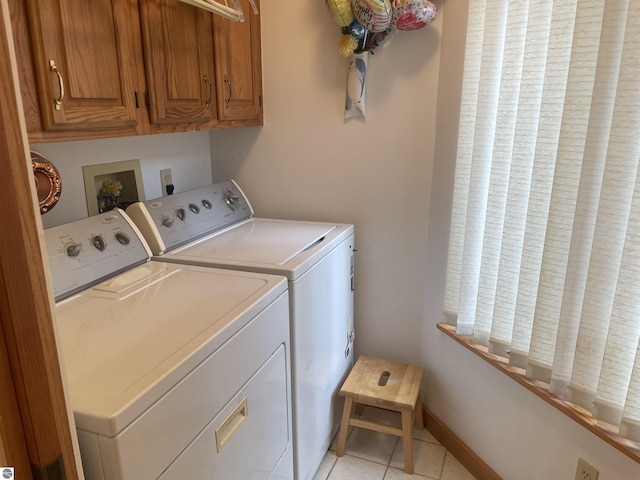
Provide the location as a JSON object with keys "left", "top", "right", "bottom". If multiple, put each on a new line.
{"left": 126, "top": 180, "right": 253, "bottom": 254}
{"left": 45, "top": 209, "right": 151, "bottom": 301}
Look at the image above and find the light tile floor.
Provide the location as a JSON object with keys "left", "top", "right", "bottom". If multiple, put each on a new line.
{"left": 313, "top": 407, "right": 477, "bottom": 480}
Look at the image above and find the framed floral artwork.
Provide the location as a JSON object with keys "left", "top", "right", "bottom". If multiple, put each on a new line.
{"left": 82, "top": 159, "right": 145, "bottom": 216}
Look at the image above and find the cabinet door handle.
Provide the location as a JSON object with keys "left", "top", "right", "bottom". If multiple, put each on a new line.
{"left": 224, "top": 75, "right": 232, "bottom": 107}
{"left": 204, "top": 74, "right": 213, "bottom": 108}
{"left": 49, "top": 60, "right": 65, "bottom": 111}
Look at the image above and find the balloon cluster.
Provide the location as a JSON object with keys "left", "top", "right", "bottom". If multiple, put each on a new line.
{"left": 326, "top": 0, "right": 437, "bottom": 57}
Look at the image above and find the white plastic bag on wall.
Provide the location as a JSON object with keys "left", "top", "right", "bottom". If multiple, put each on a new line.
{"left": 345, "top": 51, "right": 369, "bottom": 119}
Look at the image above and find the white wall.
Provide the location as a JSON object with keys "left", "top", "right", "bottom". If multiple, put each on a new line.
{"left": 32, "top": 131, "right": 212, "bottom": 228}
{"left": 210, "top": 0, "right": 441, "bottom": 365}
{"left": 211, "top": 1, "right": 640, "bottom": 479}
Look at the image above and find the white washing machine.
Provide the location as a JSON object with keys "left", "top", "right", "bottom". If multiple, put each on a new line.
{"left": 45, "top": 209, "right": 294, "bottom": 480}
{"left": 126, "top": 180, "right": 355, "bottom": 480}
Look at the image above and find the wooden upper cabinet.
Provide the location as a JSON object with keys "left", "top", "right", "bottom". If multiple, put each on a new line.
{"left": 9, "top": 0, "right": 263, "bottom": 142}
{"left": 213, "top": 0, "right": 262, "bottom": 123}
{"left": 23, "top": 0, "right": 146, "bottom": 132}
{"left": 139, "top": 0, "right": 217, "bottom": 125}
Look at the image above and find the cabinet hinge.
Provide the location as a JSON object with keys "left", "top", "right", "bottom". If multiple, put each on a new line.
{"left": 134, "top": 91, "right": 140, "bottom": 109}
{"left": 259, "top": 95, "right": 263, "bottom": 107}
{"left": 31, "top": 455, "right": 66, "bottom": 480}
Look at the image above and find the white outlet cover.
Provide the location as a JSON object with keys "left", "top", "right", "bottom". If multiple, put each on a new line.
{"left": 575, "top": 457, "right": 599, "bottom": 480}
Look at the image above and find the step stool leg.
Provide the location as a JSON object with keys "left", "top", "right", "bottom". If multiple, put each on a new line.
{"left": 415, "top": 391, "right": 424, "bottom": 429}
{"left": 336, "top": 397, "right": 354, "bottom": 457}
{"left": 401, "top": 408, "right": 414, "bottom": 474}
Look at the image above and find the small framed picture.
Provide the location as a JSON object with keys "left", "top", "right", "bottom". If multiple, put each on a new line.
{"left": 82, "top": 159, "right": 145, "bottom": 216}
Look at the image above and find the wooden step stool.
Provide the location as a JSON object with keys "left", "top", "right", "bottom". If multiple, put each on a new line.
{"left": 336, "top": 356, "right": 425, "bottom": 474}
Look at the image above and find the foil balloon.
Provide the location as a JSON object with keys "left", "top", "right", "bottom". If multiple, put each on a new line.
{"left": 348, "top": 19, "right": 366, "bottom": 40}
{"left": 326, "top": 0, "right": 354, "bottom": 27}
{"left": 350, "top": 0, "right": 392, "bottom": 33}
{"left": 391, "top": 0, "right": 436, "bottom": 31}
{"left": 345, "top": 52, "right": 369, "bottom": 119}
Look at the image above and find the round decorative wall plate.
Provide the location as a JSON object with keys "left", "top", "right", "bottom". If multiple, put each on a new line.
{"left": 31, "top": 151, "right": 62, "bottom": 214}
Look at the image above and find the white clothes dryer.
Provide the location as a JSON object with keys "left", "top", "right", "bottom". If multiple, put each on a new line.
{"left": 45, "top": 209, "right": 293, "bottom": 480}
{"left": 127, "top": 180, "right": 355, "bottom": 480}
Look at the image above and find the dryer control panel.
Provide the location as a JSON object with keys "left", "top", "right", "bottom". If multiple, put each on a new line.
{"left": 45, "top": 209, "right": 152, "bottom": 301}
{"left": 126, "top": 180, "right": 253, "bottom": 255}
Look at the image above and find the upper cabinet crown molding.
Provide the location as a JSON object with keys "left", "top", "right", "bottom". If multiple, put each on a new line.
{"left": 10, "top": 0, "right": 263, "bottom": 143}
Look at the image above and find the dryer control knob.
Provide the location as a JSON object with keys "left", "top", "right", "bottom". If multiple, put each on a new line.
{"left": 92, "top": 235, "right": 106, "bottom": 251}
{"left": 161, "top": 216, "right": 174, "bottom": 228}
{"left": 224, "top": 190, "right": 240, "bottom": 210}
{"left": 176, "top": 208, "right": 186, "bottom": 221}
{"left": 115, "top": 232, "right": 130, "bottom": 245}
{"left": 66, "top": 243, "right": 81, "bottom": 257}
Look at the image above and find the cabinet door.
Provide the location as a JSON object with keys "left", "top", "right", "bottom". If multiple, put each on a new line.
{"left": 213, "top": 0, "right": 262, "bottom": 123}
{"left": 139, "top": 0, "right": 217, "bottom": 125}
{"left": 24, "top": 0, "right": 145, "bottom": 132}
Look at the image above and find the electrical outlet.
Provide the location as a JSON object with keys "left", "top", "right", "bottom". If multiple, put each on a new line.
{"left": 575, "top": 458, "right": 599, "bottom": 480}
{"left": 160, "top": 168, "right": 172, "bottom": 195}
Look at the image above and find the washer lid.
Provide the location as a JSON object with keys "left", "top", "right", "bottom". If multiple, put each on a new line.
{"left": 176, "top": 218, "right": 336, "bottom": 265}
{"left": 54, "top": 261, "right": 286, "bottom": 437}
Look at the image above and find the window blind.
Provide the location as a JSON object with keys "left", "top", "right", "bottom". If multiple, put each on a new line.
{"left": 444, "top": 0, "right": 640, "bottom": 442}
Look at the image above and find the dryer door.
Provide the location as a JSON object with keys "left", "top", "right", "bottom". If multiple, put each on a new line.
{"left": 159, "top": 345, "right": 290, "bottom": 480}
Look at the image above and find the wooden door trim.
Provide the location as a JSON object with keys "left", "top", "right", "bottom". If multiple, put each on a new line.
{"left": 0, "top": 1, "right": 79, "bottom": 478}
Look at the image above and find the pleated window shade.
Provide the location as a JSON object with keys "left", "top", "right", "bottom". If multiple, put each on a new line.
{"left": 444, "top": 0, "right": 640, "bottom": 442}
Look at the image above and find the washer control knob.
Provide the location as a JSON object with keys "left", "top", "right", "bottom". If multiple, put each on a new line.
{"left": 92, "top": 235, "right": 106, "bottom": 251}
{"left": 66, "top": 243, "right": 81, "bottom": 257}
{"left": 189, "top": 203, "right": 200, "bottom": 214}
{"left": 161, "top": 216, "right": 174, "bottom": 228}
{"left": 115, "top": 232, "right": 130, "bottom": 245}
{"left": 224, "top": 190, "right": 240, "bottom": 210}
{"left": 202, "top": 199, "right": 212, "bottom": 209}
{"left": 176, "top": 208, "right": 186, "bottom": 221}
